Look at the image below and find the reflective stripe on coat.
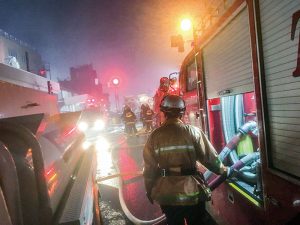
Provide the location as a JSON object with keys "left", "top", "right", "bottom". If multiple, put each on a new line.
{"left": 143, "top": 118, "right": 225, "bottom": 206}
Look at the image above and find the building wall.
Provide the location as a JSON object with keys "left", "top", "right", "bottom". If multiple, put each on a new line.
{"left": 0, "top": 37, "right": 5, "bottom": 63}
{"left": 0, "top": 30, "right": 43, "bottom": 75}
{"left": 59, "top": 64, "right": 109, "bottom": 112}
{"left": 69, "top": 64, "right": 102, "bottom": 96}
{"left": 0, "top": 63, "right": 60, "bottom": 94}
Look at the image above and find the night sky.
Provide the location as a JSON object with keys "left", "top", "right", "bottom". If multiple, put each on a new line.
{"left": 0, "top": 0, "right": 202, "bottom": 102}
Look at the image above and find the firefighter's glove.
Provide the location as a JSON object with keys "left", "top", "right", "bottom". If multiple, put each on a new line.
{"left": 146, "top": 192, "right": 154, "bottom": 204}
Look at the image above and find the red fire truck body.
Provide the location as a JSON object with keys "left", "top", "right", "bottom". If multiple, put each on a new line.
{"left": 177, "top": 0, "right": 300, "bottom": 224}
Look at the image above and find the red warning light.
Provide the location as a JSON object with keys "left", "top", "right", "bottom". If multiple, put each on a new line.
{"left": 39, "top": 68, "right": 46, "bottom": 76}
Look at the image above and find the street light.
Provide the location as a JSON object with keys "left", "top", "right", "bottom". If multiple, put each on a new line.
{"left": 112, "top": 78, "right": 120, "bottom": 86}
{"left": 180, "top": 18, "right": 192, "bottom": 31}
{"left": 178, "top": 18, "right": 206, "bottom": 132}
{"left": 179, "top": 18, "right": 199, "bottom": 49}
{"left": 111, "top": 77, "right": 120, "bottom": 112}
{"left": 170, "top": 18, "right": 194, "bottom": 53}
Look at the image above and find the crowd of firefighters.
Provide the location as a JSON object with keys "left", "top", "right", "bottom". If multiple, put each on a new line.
{"left": 121, "top": 103, "right": 155, "bottom": 136}
{"left": 120, "top": 76, "right": 177, "bottom": 136}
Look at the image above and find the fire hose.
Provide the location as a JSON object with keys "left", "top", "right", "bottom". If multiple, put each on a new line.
{"left": 204, "top": 120, "right": 257, "bottom": 181}
{"left": 208, "top": 152, "right": 260, "bottom": 191}
{"left": 101, "top": 127, "right": 258, "bottom": 224}
{"left": 204, "top": 94, "right": 261, "bottom": 185}
{"left": 97, "top": 169, "right": 165, "bottom": 225}
{"left": 97, "top": 148, "right": 260, "bottom": 224}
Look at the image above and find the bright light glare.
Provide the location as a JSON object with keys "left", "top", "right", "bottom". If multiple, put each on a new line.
{"left": 96, "top": 141, "right": 113, "bottom": 177}
{"left": 95, "top": 137, "right": 110, "bottom": 151}
{"left": 78, "top": 121, "right": 88, "bottom": 131}
{"left": 94, "top": 119, "right": 105, "bottom": 130}
{"left": 181, "top": 18, "right": 192, "bottom": 31}
{"left": 189, "top": 111, "right": 195, "bottom": 119}
{"left": 82, "top": 141, "right": 92, "bottom": 150}
{"left": 139, "top": 95, "right": 148, "bottom": 102}
{"left": 112, "top": 78, "right": 119, "bottom": 85}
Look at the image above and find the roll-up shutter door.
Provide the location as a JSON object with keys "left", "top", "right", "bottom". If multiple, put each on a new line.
{"left": 203, "top": 7, "right": 253, "bottom": 99}
{"left": 259, "top": 0, "right": 300, "bottom": 178}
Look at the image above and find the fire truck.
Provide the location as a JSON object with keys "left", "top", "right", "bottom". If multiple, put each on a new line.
{"left": 0, "top": 64, "right": 100, "bottom": 225}
{"left": 174, "top": 0, "right": 300, "bottom": 224}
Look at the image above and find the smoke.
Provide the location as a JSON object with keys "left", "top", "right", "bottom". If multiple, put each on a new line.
{"left": 0, "top": 0, "right": 203, "bottom": 104}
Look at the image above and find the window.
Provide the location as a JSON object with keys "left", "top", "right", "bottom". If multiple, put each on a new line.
{"left": 8, "top": 48, "right": 17, "bottom": 58}
{"left": 186, "top": 61, "right": 197, "bottom": 91}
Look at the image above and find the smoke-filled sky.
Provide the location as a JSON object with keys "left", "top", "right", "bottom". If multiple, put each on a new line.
{"left": 0, "top": 0, "right": 203, "bottom": 101}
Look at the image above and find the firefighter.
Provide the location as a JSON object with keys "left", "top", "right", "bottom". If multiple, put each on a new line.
{"left": 143, "top": 95, "right": 232, "bottom": 225}
{"left": 153, "top": 77, "right": 170, "bottom": 127}
{"left": 121, "top": 105, "right": 138, "bottom": 136}
{"left": 144, "top": 104, "right": 154, "bottom": 132}
{"left": 140, "top": 104, "right": 147, "bottom": 129}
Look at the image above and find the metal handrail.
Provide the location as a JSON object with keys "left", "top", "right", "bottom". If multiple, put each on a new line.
{"left": 0, "top": 142, "right": 23, "bottom": 225}
{"left": 0, "top": 122, "right": 52, "bottom": 225}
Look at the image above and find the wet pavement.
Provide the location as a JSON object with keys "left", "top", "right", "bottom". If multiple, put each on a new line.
{"left": 93, "top": 123, "right": 163, "bottom": 224}
{"left": 98, "top": 184, "right": 133, "bottom": 225}
{"left": 115, "top": 134, "right": 164, "bottom": 223}
{"left": 93, "top": 123, "right": 217, "bottom": 225}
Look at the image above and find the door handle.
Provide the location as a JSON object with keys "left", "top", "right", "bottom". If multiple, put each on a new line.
{"left": 21, "top": 102, "right": 40, "bottom": 109}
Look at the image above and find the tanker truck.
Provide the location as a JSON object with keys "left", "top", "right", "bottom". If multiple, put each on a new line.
{"left": 0, "top": 63, "right": 101, "bottom": 225}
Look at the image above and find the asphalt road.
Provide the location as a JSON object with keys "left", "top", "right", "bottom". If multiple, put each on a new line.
{"left": 94, "top": 123, "right": 164, "bottom": 225}
{"left": 88, "top": 122, "right": 217, "bottom": 225}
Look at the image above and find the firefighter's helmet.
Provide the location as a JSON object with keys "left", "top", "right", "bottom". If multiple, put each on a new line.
{"left": 141, "top": 104, "right": 146, "bottom": 111}
{"left": 124, "top": 104, "right": 130, "bottom": 111}
{"left": 160, "top": 95, "right": 186, "bottom": 115}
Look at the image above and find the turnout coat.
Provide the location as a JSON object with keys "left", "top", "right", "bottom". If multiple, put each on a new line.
{"left": 143, "top": 118, "right": 226, "bottom": 206}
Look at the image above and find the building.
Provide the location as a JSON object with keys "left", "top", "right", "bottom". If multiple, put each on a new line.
{"left": 59, "top": 64, "right": 110, "bottom": 112}
{"left": 0, "top": 29, "right": 45, "bottom": 76}
{"left": 0, "top": 29, "right": 59, "bottom": 95}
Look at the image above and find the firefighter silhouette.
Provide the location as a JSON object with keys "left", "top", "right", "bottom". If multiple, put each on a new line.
{"left": 140, "top": 104, "right": 147, "bottom": 128}
{"left": 121, "top": 105, "right": 138, "bottom": 135}
{"left": 144, "top": 104, "right": 154, "bottom": 132}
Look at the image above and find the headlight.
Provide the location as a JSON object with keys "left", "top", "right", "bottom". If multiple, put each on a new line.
{"left": 78, "top": 121, "right": 88, "bottom": 132}
{"left": 82, "top": 141, "right": 92, "bottom": 150}
{"left": 94, "top": 119, "right": 105, "bottom": 130}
